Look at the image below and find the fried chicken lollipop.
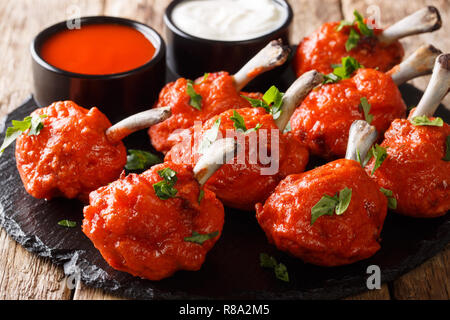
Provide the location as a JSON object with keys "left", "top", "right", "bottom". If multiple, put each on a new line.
{"left": 366, "top": 53, "right": 450, "bottom": 218}
{"left": 83, "top": 138, "right": 237, "bottom": 280}
{"left": 256, "top": 120, "right": 388, "bottom": 266}
{"left": 2, "top": 100, "right": 170, "bottom": 201}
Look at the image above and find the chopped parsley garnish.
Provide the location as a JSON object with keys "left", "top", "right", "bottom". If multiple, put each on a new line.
{"left": 323, "top": 56, "right": 363, "bottom": 84}
{"left": 230, "top": 110, "right": 247, "bottom": 132}
{"left": 125, "top": 149, "right": 161, "bottom": 171}
{"left": 353, "top": 10, "right": 374, "bottom": 37}
{"left": 336, "top": 10, "right": 374, "bottom": 52}
{"left": 366, "top": 144, "right": 388, "bottom": 175}
{"left": 443, "top": 135, "right": 450, "bottom": 162}
{"left": 229, "top": 110, "right": 262, "bottom": 134}
{"left": 58, "top": 220, "right": 77, "bottom": 228}
{"left": 259, "top": 253, "right": 289, "bottom": 282}
{"left": 242, "top": 85, "right": 284, "bottom": 120}
{"left": 410, "top": 115, "right": 444, "bottom": 127}
{"left": 359, "top": 97, "right": 373, "bottom": 124}
{"left": 197, "top": 189, "right": 205, "bottom": 204}
{"left": 184, "top": 231, "right": 219, "bottom": 245}
{"left": 346, "top": 28, "right": 361, "bottom": 51}
{"left": 380, "top": 188, "right": 397, "bottom": 209}
{"left": 202, "top": 73, "right": 209, "bottom": 83}
{"left": 0, "top": 114, "right": 47, "bottom": 155}
{"left": 186, "top": 80, "right": 202, "bottom": 111}
{"left": 198, "top": 118, "right": 221, "bottom": 154}
{"left": 153, "top": 168, "right": 178, "bottom": 200}
{"left": 310, "top": 187, "right": 352, "bottom": 225}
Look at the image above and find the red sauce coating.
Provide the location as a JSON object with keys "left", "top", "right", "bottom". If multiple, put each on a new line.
{"left": 165, "top": 107, "right": 309, "bottom": 211}
{"left": 366, "top": 116, "right": 450, "bottom": 218}
{"left": 15, "top": 101, "right": 126, "bottom": 201}
{"left": 40, "top": 24, "right": 155, "bottom": 75}
{"left": 148, "top": 72, "right": 262, "bottom": 153}
{"left": 82, "top": 162, "right": 224, "bottom": 280}
{"left": 293, "top": 22, "right": 404, "bottom": 76}
{"left": 290, "top": 68, "right": 406, "bottom": 159}
{"left": 256, "top": 159, "right": 387, "bottom": 266}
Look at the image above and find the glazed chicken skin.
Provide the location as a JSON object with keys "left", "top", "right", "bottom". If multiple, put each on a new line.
{"left": 83, "top": 162, "right": 224, "bottom": 280}
{"left": 294, "top": 21, "right": 404, "bottom": 77}
{"left": 366, "top": 117, "right": 449, "bottom": 218}
{"left": 290, "top": 67, "right": 406, "bottom": 159}
{"left": 256, "top": 121, "right": 388, "bottom": 266}
{"left": 256, "top": 159, "right": 387, "bottom": 266}
{"left": 148, "top": 71, "right": 262, "bottom": 153}
{"left": 15, "top": 101, "right": 126, "bottom": 201}
{"left": 166, "top": 107, "right": 309, "bottom": 210}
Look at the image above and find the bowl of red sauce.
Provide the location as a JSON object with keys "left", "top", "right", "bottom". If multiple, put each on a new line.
{"left": 31, "top": 16, "right": 166, "bottom": 121}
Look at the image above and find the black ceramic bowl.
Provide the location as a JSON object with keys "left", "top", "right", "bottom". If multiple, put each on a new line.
{"left": 31, "top": 16, "right": 166, "bottom": 122}
{"left": 164, "top": 0, "right": 293, "bottom": 91}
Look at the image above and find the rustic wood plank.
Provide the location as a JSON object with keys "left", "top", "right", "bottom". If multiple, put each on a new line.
{"left": 341, "top": 0, "right": 450, "bottom": 109}
{"left": 345, "top": 284, "right": 390, "bottom": 300}
{"left": 0, "top": 0, "right": 104, "bottom": 300}
{"left": 342, "top": 0, "right": 450, "bottom": 300}
{"left": 392, "top": 244, "right": 450, "bottom": 300}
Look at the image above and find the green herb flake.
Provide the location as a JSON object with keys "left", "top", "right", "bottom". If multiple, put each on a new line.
{"left": 337, "top": 10, "right": 374, "bottom": 52}
{"left": 202, "top": 73, "right": 210, "bottom": 83}
{"left": 335, "top": 187, "right": 352, "bottom": 215}
{"left": 186, "top": 80, "right": 202, "bottom": 111}
{"left": 198, "top": 118, "right": 221, "bottom": 154}
{"left": 245, "top": 123, "right": 263, "bottom": 134}
{"left": 259, "top": 253, "right": 289, "bottom": 282}
{"left": 58, "top": 220, "right": 77, "bottom": 228}
{"left": 346, "top": 28, "right": 360, "bottom": 51}
{"left": 410, "top": 116, "right": 444, "bottom": 127}
{"left": 323, "top": 72, "right": 341, "bottom": 84}
{"left": 230, "top": 110, "right": 247, "bottom": 132}
{"left": 0, "top": 115, "right": 47, "bottom": 155}
{"left": 359, "top": 97, "right": 373, "bottom": 124}
{"left": 198, "top": 189, "right": 205, "bottom": 204}
{"left": 242, "top": 85, "right": 284, "bottom": 120}
{"left": 336, "top": 20, "right": 353, "bottom": 32}
{"left": 311, "top": 188, "right": 353, "bottom": 225}
{"left": 153, "top": 168, "right": 178, "bottom": 200}
{"left": 367, "top": 144, "right": 388, "bottom": 175}
{"left": 443, "top": 135, "right": 450, "bottom": 161}
{"left": 125, "top": 149, "right": 162, "bottom": 171}
{"left": 380, "top": 187, "right": 397, "bottom": 209}
{"left": 353, "top": 10, "right": 374, "bottom": 36}
{"left": 184, "top": 231, "right": 219, "bottom": 245}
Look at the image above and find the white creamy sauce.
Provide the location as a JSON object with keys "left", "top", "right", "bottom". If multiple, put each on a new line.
{"left": 171, "top": 0, "right": 288, "bottom": 41}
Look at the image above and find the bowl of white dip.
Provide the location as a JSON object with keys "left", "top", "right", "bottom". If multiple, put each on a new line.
{"left": 164, "top": 0, "right": 292, "bottom": 88}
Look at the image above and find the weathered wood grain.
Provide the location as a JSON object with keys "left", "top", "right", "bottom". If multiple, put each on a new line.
{"left": 345, "top": 284, "right": 391, "bottom": 300}
{"left": 0, "top": 0, "right": 104, "bottom": 300}
{"left": 392, "top": 243, "right": 450, "bottom": 300}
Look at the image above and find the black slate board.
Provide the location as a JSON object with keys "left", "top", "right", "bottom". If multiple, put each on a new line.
{"left": 1, "top": 82, "right": 450, "bottom": 300}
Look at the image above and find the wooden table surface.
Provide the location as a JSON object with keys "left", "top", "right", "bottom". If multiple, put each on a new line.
{"left": 0, "top": 0, "right": 449, "bottom": 300}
